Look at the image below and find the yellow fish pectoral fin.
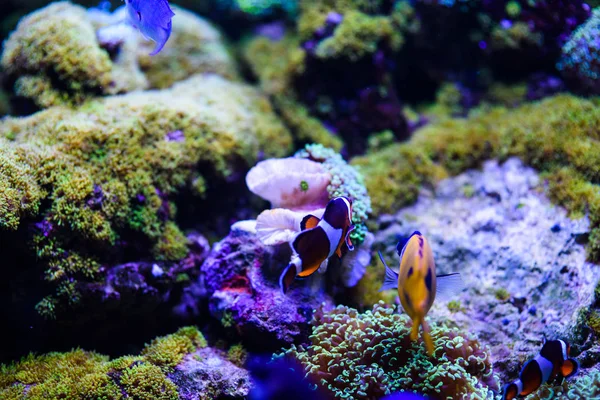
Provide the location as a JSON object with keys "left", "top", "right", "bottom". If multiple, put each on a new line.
{"left": 421, "top": 319, "right": 434, "bottom": 356}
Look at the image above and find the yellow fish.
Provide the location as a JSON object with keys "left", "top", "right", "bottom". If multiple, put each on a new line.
{"left": 378, "top": 231, "right": 463, "bottom": 356}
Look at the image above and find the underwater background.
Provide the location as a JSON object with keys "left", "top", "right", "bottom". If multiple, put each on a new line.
{"left": 1, "top": 0, "right": 600, "bottom": 399}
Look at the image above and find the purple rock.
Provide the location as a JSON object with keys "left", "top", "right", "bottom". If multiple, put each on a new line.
{"left": 325, "top": 11, "right": 343, "bottom": 25}
{"left": 255, "top": 21, "right": 287, "bottom": 41}
{"left": 199, "top": 229, "right": 332, "bottom": 351}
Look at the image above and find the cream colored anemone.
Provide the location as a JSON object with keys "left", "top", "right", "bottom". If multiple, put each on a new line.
{"left": 255, "top": 207, "right": 325, "bottom": 246}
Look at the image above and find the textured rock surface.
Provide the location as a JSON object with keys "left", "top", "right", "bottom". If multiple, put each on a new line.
{"left": 375, "top": 158, "right": 597, "bottom": 379}
{"left": 199, "top": 228, "right": 333, "bottom": 352}
{"left": 169, "top": 347, "right": 251, "bottom": 399}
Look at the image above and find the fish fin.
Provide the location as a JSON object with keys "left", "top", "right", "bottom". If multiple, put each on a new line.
{"left": 279, "top": 263, "right": 296, "bottom": 294}
{"left": 561, "top": 358, "right": 579, "bottom": 378}
{"left": 149, "top": 24, "right": 171, "bottom": 56}
{"left": 335, "top": 247, "right": 342, "bottom": 258}
{"left": 502, "top": 383, "right": 519, "bottom": 400}
{"left": 345, "top": 225, "right": 355, "bottom": 251}
{"left": 300, "top": 214, "right": 320, "bottom": 231}
{"left": 396, "top": 230, "right": 421, "bottom": 259}
{"left": 410, "top": 317, "right": 420, "bottom": 341}
{"left": 435, "top": 273, "right": 464, "bottom": 302}
{"left": 297, "top": 262, "right": 321, "bottom": 278}
{"left": 421, "top": 319, "right": 434, "bottom": 356}
{"left": 377, "top": 251, "right": 399, "bottom": 292}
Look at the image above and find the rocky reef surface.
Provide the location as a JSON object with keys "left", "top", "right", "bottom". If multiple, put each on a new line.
{"left": 2, "top": 1, "right": 600, "bottom": 400}
{"left": 374, "top": 158, "right": 596, "bottom": 379}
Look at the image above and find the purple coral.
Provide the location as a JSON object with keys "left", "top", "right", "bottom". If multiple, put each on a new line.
{"left": 199, "top": 229, "right": 332, "bottom": 351}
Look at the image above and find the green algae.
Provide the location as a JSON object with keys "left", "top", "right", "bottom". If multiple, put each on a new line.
{"left": 352, "top": 94, "right": 600, "bottom": 261}
{"left": 0, "top": 73, "right": 292, "bottom": 319}
{"left": 0, "top": 327, "right": 205, "bottom": 400}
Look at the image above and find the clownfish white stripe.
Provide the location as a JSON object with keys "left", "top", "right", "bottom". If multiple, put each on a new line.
{"left": 340, "top": 196, "right": 353, "bottom": 223}
{"left": 319, "top": 219, "right": 342, "bottom": 258}
{"left": 535, "top": 355, "right": 554, "bottom": 384}
{"left": 559, "top": 339, "right": 567, "bottom": 361}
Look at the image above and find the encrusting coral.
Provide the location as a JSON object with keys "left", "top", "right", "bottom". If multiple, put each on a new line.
{"left": 0, "top": 327, "right": 206, "bottom": 400}
{"left": 275, "top": 301, "right": 500, "bottom": 400}
{"left": 353, "top": 94, "right": 600, "bottom": 261}
{"left": 0, "top": 73, "right": 292, "bottom": 320}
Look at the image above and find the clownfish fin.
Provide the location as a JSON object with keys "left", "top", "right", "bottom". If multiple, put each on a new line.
{"left": 561, "top": 358, "right": 579, "bottom": 378}
{"left": 435, "top": 273, "right": 464, "bottom": 302}
{"left": 279, "top": 263, "right": 297, "bottom": 294}
{"left": 378, "top": 251, "right": 399, "bottom": 292}
{"left": 502, "top": 383, "right": 519, "bottom": 400}
{"left": 297, "top": 261, "right": 321, "bottom": 278}
{"left": 410, "top": 317, "right": 420, "bottom": 341}
{"left": 335, "top": 247, "right": 342, "bottom": 258}
{"left": 300, "top": 214, "right": 320, "bottom": 231}
{"left": 345, "top": 225, "right": 355, "bottom": 251}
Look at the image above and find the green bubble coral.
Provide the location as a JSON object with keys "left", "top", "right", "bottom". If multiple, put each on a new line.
{"left": 295, "top": 143, "right": 372, "bottom": 244}
{"left": 276, "top": 301, "right": 500, "bottom": 399}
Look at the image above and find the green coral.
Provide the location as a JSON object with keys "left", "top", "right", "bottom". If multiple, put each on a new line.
{"left": 314, "top": 10, "right": 403, "bottom": 61}
{"left": 295, "top": 144, "right": 372, "bottom": 244}
{"left": 352, "top": 94, "right": 600, "bottom": 261}
{"left": 1, "top": 2, "right": 114, "bottom": 108}
{"left": 0, "top": 327, "right": 206, "bottom": 399}
{"left": 275, "top": 302, "right": 499, "bottom": 399}
{"left": 0, "top": 73, "right": 292, "bottom": 318}
{"left": 227, "top": 343, "right": 248, "bottom": 367}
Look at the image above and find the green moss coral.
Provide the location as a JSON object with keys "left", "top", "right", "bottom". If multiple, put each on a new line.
{"left": 0, "top": 73, "right": 292, "bottom": 318}
{"left": 0, "top": 326, "right": 207, "bottom": 399}
{"left": 295, "top": 144, "right": 372, "bottom": 244}
{"left": 275, "top": 301, "right": 499, "bottom": 399}
{"left": 352, "top": 94, "right": 600, "bottom": 261}
{"left": 1, "top": 2, "right": 114, "bottom": 108}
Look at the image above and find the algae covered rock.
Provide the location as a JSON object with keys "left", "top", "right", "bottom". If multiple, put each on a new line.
{"left": 0, "top": 326, "right": 250, "bottom": 400}
{"left": 0, "top": 73, "right": 292, "bottom": 359}
{"left": 1, "top": 1, "right": 240, "bottom": 110}
{"left": 1, "top": 2, "right": 115, "bottom": 109}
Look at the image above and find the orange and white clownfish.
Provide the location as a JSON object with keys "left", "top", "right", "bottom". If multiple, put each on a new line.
{"left": 279, "top": 196, "right": 355, "bottom": 294}
{"left": 378, "top": 231, "right": 463, "bottom": 356}
{"left": 502, "top": 339, "right": 579, "bottom": 400}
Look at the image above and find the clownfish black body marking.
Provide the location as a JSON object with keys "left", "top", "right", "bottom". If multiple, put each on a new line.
{"left": 378, "top": 231, "right": 464, "bottom": 356}
{"left": 279, "top": 197, "right": 355, "bottom": 294}
{"left": 502, "top": 339, "right": 579, "bottom": 400}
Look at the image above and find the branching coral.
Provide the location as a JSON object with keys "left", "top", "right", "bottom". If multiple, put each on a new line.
{"left": 0, "top": 326, "right": 207, "bottom": 399}
{"left": 527, "top": 367, "right": 600, "bottom": 399}
{"left": 0, "top": 73, "right": 292, "bottom": 319}
{"left": 295, "top": 144, "right": 372, "bottom": 245}
{"left": 352, "top": 94, "right": 600, "bottom": 261}
{"left": 275, "top": 301, "right": 499, "bottom": 399}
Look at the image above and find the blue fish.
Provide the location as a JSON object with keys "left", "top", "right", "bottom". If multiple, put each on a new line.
{"left": 125, "top": 0, "right": 175, "bottom": 55}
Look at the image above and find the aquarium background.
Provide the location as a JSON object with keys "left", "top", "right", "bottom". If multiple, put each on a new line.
{"left": 1, "top": 0, "right": 600, "bottom": 399}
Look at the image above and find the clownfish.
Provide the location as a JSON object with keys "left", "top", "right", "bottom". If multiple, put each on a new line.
{"left": 125, "top": 0, "right": 175, "bottom": 55}
{"left": 502, "top": 339, "right": 579, "bottom": 400}
{"left": 279, "top": 197, "right": 355, "bottom": 294}
{"left": 378, "top": 231, "right": 463, "bottom": 356}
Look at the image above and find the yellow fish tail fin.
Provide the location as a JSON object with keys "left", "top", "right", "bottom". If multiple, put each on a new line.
{"left": 421, "top": 319, "right": 434, "bottom": 356}
{"left": 410, "top": 317, "right": 420, "bottom": 341}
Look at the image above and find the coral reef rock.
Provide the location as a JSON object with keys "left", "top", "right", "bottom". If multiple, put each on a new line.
{"left": 375, "top": 158, "right": 597, "bottom": 379}
{"left": 199, "top": 228, "right": 332, "bottom": 352}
